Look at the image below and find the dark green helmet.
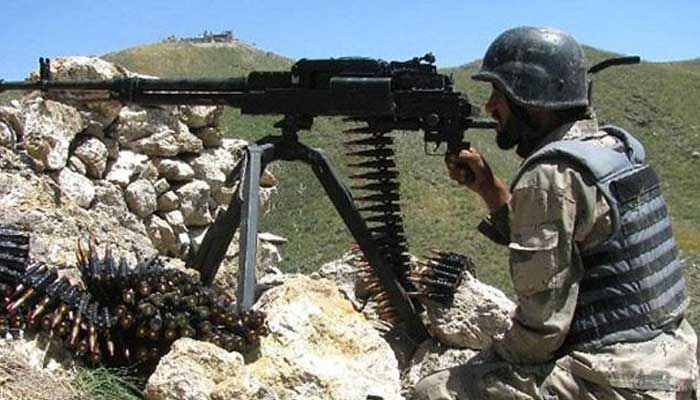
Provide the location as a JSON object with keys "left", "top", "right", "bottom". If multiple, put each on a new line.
{"left": 473, "top": 26, "right": 588, "bottom": 110}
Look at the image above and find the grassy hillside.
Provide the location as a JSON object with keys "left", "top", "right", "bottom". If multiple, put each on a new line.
{"left": 103, "top": 43, "right": 700, "bottom": 329}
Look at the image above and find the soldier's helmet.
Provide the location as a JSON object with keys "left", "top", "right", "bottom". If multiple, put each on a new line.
{"left": 473, "top": 26, "right": 588, "bottom": 110}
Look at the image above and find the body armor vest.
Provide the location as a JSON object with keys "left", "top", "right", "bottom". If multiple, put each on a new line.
{"left": 512, "top": 125, "right": 688, "bottom": 351}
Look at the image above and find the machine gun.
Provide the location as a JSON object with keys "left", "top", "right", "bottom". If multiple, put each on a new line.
{"left": 1, "top": 54, "right": 496, "bottom": 344}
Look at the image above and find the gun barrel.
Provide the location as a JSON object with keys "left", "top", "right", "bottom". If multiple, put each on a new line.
{"left": 0, "top": 77, "right": 250, "bottom": 106}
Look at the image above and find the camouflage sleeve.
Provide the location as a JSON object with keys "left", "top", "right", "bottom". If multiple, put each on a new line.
{"left": 491, "top": 162, "right": 610, "bottom": 364}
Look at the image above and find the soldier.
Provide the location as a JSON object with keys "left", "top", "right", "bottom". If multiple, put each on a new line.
{"left": 414, "top": 26, "right": 698, "bottom": 399}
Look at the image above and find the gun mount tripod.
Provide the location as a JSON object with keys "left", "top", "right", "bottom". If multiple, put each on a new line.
{"left": 187, "top": 115, "right": 429, "bottom": 344}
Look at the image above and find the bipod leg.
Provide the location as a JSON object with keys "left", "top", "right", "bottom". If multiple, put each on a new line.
{"left": 186, "top": 158, "right": 244, "bottom": 285}
{"left": 300, "top": 145, "right": 429, "bottom": 345}
{"left": 237, "top": 143, "right": 276, "bottom": 312}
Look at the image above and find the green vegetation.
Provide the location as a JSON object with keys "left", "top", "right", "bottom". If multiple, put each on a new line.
{"left": 104, "top": 42, "right": 700, "bottom": 329}
{"left": 75, "top": 367, "right": 145, "bottom": 400}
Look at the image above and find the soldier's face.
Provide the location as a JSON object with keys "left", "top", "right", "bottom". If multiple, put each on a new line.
{"left": 485, "top": 85, "right": 521, "bottom": 152}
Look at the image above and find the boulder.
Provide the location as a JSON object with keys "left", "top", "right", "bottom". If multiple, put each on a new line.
{"left": 124, "top": 179, "right": 158, "bottom": 218}
{"left": 423, "top": 272, "right": 515, "bottom": 350}
{"left": 29, "top": 57, "right": 124, "bottom": 127}
{"left": 157, "top": 191, "right": 180, "bottom": 212}
{"left": 57, "top": 168, "right": 95, "bottom": 209}
{"left": 73, "top": 136, "right": 109, "bottom": 179}
{"left": 195, "top": 127, "right": 223, "bottom": 148}
{"left": 176, "top": 180, "right": 213, "bottom": 227}
{"left": 0, "top": 120, "right": 16, "bottom": 148}
{"left": 154, "top": 178, "right": 171, "bottom": 195}
{"left": 146, "top": 213, "right": 181, "bottom": 257}
{"left": 67, "top": 155, "right": 87, "bottom": 175}
{"left": 175, "top": 105, "right": 224, "bottom": 129}
{"left": 155, "top": 158, "right": 195, "bottom": 182}
{"left": 0, "top": 148, "right": 154, "bottom": 270}
{"left": 144, "top": 339, "right": 274, "bottom": 400}
{"left": 21, "top": 98, "right": 85, "bottom": 171}
{"left": 105, "top": 150, "right": 150, "bottom": 188}
{"left": 402, "top": 339, "right": 478, "bottom": 397}
{"left": 113, "top": 106, "right": 203, "bottom": 157}
{"left": 246, "top": 275, "right": 404, "bottom": 400}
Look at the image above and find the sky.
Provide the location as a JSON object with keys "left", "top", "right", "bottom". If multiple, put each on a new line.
{"left": 1, "top": 0, "right": 699, "bottom": 80}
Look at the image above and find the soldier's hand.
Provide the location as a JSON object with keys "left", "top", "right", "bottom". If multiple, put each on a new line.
{"left": 445, "top": 146, "right": 495, "bottom": 193}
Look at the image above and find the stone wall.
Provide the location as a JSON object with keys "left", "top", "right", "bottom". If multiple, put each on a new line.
{"left": 0, "top": 56, "right": 276, "bottom": 261}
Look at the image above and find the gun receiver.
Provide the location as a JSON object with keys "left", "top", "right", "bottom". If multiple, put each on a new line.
{"left": 1, "top": 54, "right": 495, "bottom": 346}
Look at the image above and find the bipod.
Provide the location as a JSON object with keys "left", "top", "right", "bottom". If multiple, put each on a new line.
{"left": 186, "top": 116, "right": 429, "bottom": 345}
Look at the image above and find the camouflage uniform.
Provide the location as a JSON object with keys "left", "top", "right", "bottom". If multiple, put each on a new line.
{"left": 413, "top": 119, "right": 698, "bottom": 400}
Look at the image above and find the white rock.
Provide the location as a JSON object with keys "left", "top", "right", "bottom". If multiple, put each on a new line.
{"left": 0, "top": 103, "right": 24, "bottom": 140}
{"left": 125, "top": 179, "right": 158, "bottom": 218}
{"left": 113, "top": 105, "right": 203, "bottom": 156}
{"left": 195, "top": 126, "right": 223, "bottom": 148}
{"left": 144, "top": 338, "right": 274, "bottom": 400}
{"left": 140, "top": 159, "right": 160, "bottom": 182}
{"left": 162, "top": 210, "right": 187, "bottom": 234}
{"left": 187, "top": 150, "right": 229, "bottom": 194}
{"left": 402, "top": 340, "right": 478, "bottom": 397}
{"left": 175, "top": 105, "right": 223, "bottom": 129}
{"left": 248, "top": 276, "right": 404, "bottom": 400}
{"left": 57, "top": 168, "right": 95, "bottom": 208}
{"left": 22, "top": 98, "right": 85, "bottom": 171}
{"left": 157, "top": 191, "right": 180, "bottom": 212}
{"left": 68, "top": 155, "right": 87, "bottom": 175}
{"left": 105, "top": 150, "right": 150, "bottom": 188}
{"left": 176, "top": 180, "right": 213, "bottom": 226}
{"left": 156, "top": 158, "right": 195, "bottom": 181}
{"left": 74, "top": 136, "right": 109, "bottom": 178}
{"left": 154, "top": 178, "right": 171, "bottom": 195}
{"left": 92, "top": 180, "right": 128, "bottom": 215}
{"left": 0, "top": 120, "right": 15, "bottom": 148}
{"left": 146, "top": 214, "right": 181, "bottom": 257}
{"left": 424, "top": 272, "right": 515, "bottom": 349}
{"left": 29, "top": 57, "right": 125, "bottom": 126}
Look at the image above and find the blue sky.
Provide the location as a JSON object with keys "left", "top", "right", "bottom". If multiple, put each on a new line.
{"left": 1, "top": 0, "right": 698, "bottom": 80}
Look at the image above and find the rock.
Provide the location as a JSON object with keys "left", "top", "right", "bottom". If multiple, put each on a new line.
{"left": 105, "top": 150, "right": 150, "bottom": 188}
{"left": 144, "top": 338, "right": 273, "bottom": 400}
{"left": 195, "top": 127, "right": 223, "bottom": 148}
{"left": 424, "top": 272, "right": 515, "bottom": 349}
{"left": 402, "top": 340, "right": 478, "bottom": 397}
{"left": 73, "top": 136, "right": 109, "bottom": 178}
{"left": 146, "top": 214, "right": 181, "bottom": 257}
{"left": 0, "top": 120, "right": 16, "bottom": 148}
{"left": 21, "top": 98, "right": 85, "bottom": 171}
{"left": 31, "top": 57, "right": 124, "bottom": 127}
{"left": 318, "top": 251, "right": 364, "bottom": 307}
{"left": 124, "top": 179, "right": 158, "bottom": 218}
{"left": 0, "top": 335, "right": 87, "bottom": 400}
{"left": 260, "top": 171, "right": 279, "bottom": 188}
{"left": 156, "top": 158, "right": 195, "bottom": 181}
{"left": 175, "top": 105, "right": 224, "bottom": 129}
{"left": 176, "top": 180, "right": 213, "bottom": 227}
{"left": 67, "top": 155, "right": 87, "bottom": 175}
{"left": 91, "top": 180, "right": 128, "bottom": 221}
{"left": 113, "top": 105, "right": 203, "bottom": 156}
{"left": 57, "top": 168, "right": 95, "bottom": 209}
{"left": 0, "top": 156, "right": 153, "bottom": 270}
{"left": 247, "top": 276, "right": 404, "bottom": 400}
{"left": 186, "top": 149, "right": 232, "bottom": 195}
{"left": 162, "top": 210, "right": 187, "bottom": 234}
{"left": 140, "top": 159, "right": 160, "bottom": 182}
{"left": 0, "top": 103, "right": 25, "bottom": 141}
{"left": 154, "top": 178, "right": 171, "bottom": 195}
{"left": 157, "top": 191, "right": 180, "bottom": 212}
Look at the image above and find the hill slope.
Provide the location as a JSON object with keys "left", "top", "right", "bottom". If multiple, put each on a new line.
{"left": 104, "top": 42, "right": 700, "bottom": 325}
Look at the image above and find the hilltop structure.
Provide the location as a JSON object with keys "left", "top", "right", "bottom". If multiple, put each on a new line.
{"left": 164, "top": 30, "right": 236, "bottom": 44}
